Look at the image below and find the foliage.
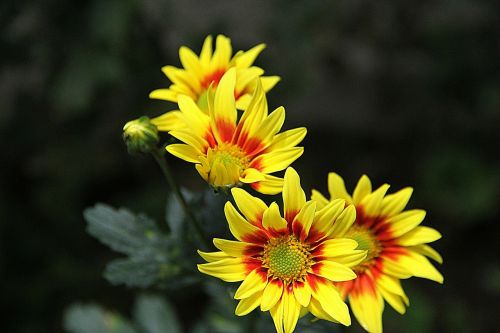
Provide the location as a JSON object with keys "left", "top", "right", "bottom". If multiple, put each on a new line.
{"left": 63, "top": 295, "right": 181, "bottom": 333}
{"left": 84, "top": 204, "right": 178, "bottom": 288}
{"left": 1, "top": 0, "right": 499, "bottom": 332}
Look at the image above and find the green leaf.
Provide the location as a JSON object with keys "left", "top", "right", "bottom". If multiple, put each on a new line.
{"left": 133, "top": 294, "right": 182, "bottom": 333}
{"left": 165, "top": 188, "right": 195, "bottom": 238}
{"left": 63, "top": 303, "right": 137, "bottom": 333}
{"left": 84, "top": 203, "right": 185, "bottom": 288}
{"left": 84, "top": 203, "right": 166, "bottom": 256}
{"left": 104, "top": 255, "right": 180, "bottom": 288}
{"left": 165, "top": 188, "right": 228, "bottom": 240}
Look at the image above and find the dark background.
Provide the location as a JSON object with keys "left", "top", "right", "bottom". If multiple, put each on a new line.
{"left": 1, "top": 0, "right": 499, "bottom": 332}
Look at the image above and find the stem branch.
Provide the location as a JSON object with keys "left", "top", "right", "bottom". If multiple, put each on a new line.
{"left": 151, "top": 148, "right": 210, "bottom": 249}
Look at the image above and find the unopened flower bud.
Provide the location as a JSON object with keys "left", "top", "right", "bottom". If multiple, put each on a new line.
{"left": 123, "top": 116, "right": 159, "bottom": 153}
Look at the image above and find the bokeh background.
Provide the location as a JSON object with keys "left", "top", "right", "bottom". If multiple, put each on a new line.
{"left": 1, "top": 0, "right": 499, "bottom": 332}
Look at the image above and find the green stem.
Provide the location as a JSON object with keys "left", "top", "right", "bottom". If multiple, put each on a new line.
{"left": 151, "top": 148, "right": 210, "bottom": 249}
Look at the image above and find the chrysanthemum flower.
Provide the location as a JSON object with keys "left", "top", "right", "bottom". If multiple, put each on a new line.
{"left": 166, "top": 68, "right": 305, "bottom": 194}
{"left": 150, "top": 34, "right": 280, "bottom": 132}
{"left": 197, "top": 168, "right": 368, "bottom": 333}
{"left": 311, "top": 173, "right": 444, "bottom": 333}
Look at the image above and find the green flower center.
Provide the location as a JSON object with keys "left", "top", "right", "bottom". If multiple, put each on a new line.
{"left": 344, "top": 224, "right": 381, "bottom": 273}
{"left": 262, "top": 236, "right": 312, "bottom": 284}
{"left": 206, "top": 144, "right": 249, "bottom": 188}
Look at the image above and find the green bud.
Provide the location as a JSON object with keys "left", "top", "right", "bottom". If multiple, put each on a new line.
{"left": 123, "top": 116, "right": 159, "bottom": 154}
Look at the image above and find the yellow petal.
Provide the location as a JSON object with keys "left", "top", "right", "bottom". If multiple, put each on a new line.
{"left": 239, "top": 168, "right": 266, "bottom": 184}
{"left": 349, "top": 290, "right": 384, "bottom": 333}
{"left": 169, "top": 128, "right": 208, "bottom": 152}
{"left": 283, "top": 288, "right": 301, "bottom": 333}
{"left": 235, "top": 290, "right": 263, "bottom": 316}
{"left": 211, "top": 68, "right": 236, "bottom": 142}
{"left": 199, "top": 35, "right": 213, "bottom": 68}
{"left": 316, "top": 238, "right": 359, "bottom": 257}
{"left": 328, "top": 172, "right": 353, "bottom": 203}
{"left": 292, "top": 201, "right": 316, "bottom": 241}
{"left": 161, "top": 65, "right": 200, "bottom": 93}
{"left": 262, "top": 202, "right": 287, "bottom": 232}
{"left": 231, "top": 187, "right": 267, "bottom": 225}
{"left": 406, "top": 251, "right": 444, "bottom": 283}
{"left": 308, "top": 276, "right": 351, "bottom": 326}
{"left": 213, "top": 238, "right": 251, "bottom": 257}
{"left": 329, "top": 250, "right": 367, "bottom": 268}
{"left": 397, "top": 226, "right": 442, "bottom": 246}
{"left": 179, "top": 46, "right": 203, "bottom": 79}
{"left": 385, "top": 210, "right": 426, "bottom": 239}
{"left": 234, "top": 67, "right": 264, "bottom": 93}
{"left": 409, "top": 244, "right": 443, "bottom": 264}
{"left": 210, "top": 35, "right": 232, "bottom": 71}
{"left": 261, "top": 279, "right": 283, "bottom": 311}
{"left": 376, "top": 274, "right": 407, "bottom": 298}
{"left": 293, "top": 281, "right": 312, "bottom": 307}
{"left": 381, "top": 257, "right": 413, "bottom": 279}
{"left": 329, "top": 204, "right": 357, "bottom": 238}
{"left": 166, "top": 144, "right": 200, "bottom": 163}
{"left": 197, "top": 258, "right": 246, "bottom": 282}
{"left": 389, "top": 251, "right": 443, "bottom": 283}
{"left": 235, "top": 93, "right": 252, "bottom": 110}
{"left": 234, "top": 43, "right": 265, "bottom": 68}
{"left": 352, "top": 175, "right": 372, "bottom": 205}
{"left": 195, "top": 163, "right": 209, "bottom": 182}
{"left": 310, "top": 189, "right": 329, "bottom": 209}
{"left": 149, "top": 89, "right": 178, "bottom": 102}
{"left": 237, "top": 80, "right": 267, "bottom": 139}
{"left": 253, "top": 106, "right": 285, "bottom": 146}
{"left": 360, "top": 184, "right": 390, "bottom": 217}
{"left": 377, "top": 275, "right": 410, "bottom": 312}
{"left": 166, "top": 81, "right": 195, "bottom": 99}
{"left": 260, "top": 76, "right": 281, "bottom": 92}
{"left": 177, "top": 95, "right": 210, "bottom": 137}
{"left": 151, "top": 110, "right": 184, "bottom": 132}
{"left": 270, "top": 296, "right": 284, "bottom": 333}
{"left": 378, "top": 284, "right": 407, "bottom": 314}
{"left": 224, "top": 202, "right": 266, "bottom": 243}
{"left": 310, "top": 199, "right": 346, "bottom": 239}
{"left": 312, "top": 261, "right": 357, "bottom": 282}
{"left": 251, "top": 147, "right": 304, "bottom": 174}
{"left": 266, "top": 127, "right": 307, "bottom": 152}
{"left": 234, "top": 269, "right": 267, "bottom": 299}
{"left": 251, "top": 174, "right": 284, "bottom": 195}
{"left": 380, "top": 187, "right": 413, "bottom": 217}
{"left": 308, "top": 297, "right": 338, "bottom": 323}
{"left": 197, "top": 250, "right": 230, "bottom": 263}
{"left": 283, "top": 167, "right": 306, "bottom": 222}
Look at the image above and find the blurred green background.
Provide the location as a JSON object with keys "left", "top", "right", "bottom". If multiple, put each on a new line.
{"left": 1, "top": 0, "right": 499, "bottom": 332}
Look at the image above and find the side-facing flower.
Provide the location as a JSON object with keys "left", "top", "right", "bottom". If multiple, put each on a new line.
{"left": 198, "top": 168, "right": 368, "bottom": 333}
{"left": 311, "top": 173, "right": 444, "bottom": 333}
{"left": 166, "top": 68, "right": 305, "bottom": 194}
{"left": 150, "top": 34, "right": 280, "bottom": 132}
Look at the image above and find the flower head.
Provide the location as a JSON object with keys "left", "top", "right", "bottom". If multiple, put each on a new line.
{"left": 311, "top": 173, "right": 444, "bottom": 333}
{"left": 166, "top": 68, "right": 305, "bottom": 194}
{"left": 122, "top": 116, "right": 159, "bottom": 153}
{"left": 150, "top": 35, "right": 280, "bottom": 132}
{"left": 198, "top": 168, "right": 367, "bottom": 333}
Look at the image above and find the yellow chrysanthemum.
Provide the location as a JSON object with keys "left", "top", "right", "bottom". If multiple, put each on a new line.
{"left": 198, "top": 168, "right": 368, "bottom": 333}
{"left": 150, "top": 34, "right": 280, "bottom": 132}
{"left": 311, "top": 173, "right": 444, "bottom": 333}
{"left": 166, "top": 68, "right": 305, "bottom": 194}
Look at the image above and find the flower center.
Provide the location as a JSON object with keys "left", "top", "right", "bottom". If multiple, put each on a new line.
{"left": 344, "top": 224, "right": 381, "bottom": 273}
{"left": 206, "top": 144, "right": 249, "bottom": 188}
{"left": 262, "top": 236, "right": 312, "bottom": 284}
